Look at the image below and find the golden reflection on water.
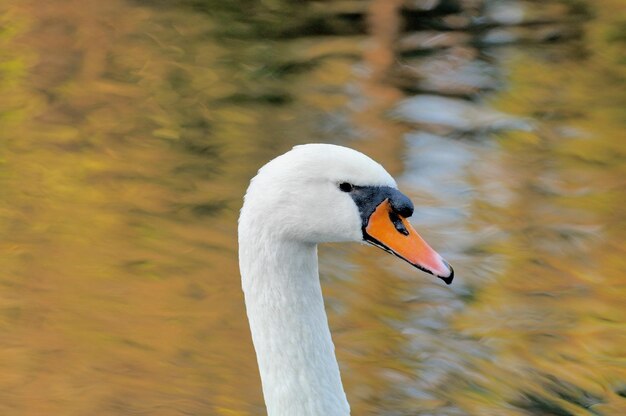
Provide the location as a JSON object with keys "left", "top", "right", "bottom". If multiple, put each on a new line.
{"left": 0, "top": 0, "right": 625, "bottom": 415}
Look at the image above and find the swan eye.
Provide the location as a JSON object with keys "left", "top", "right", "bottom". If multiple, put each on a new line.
{"left": 339, "top": 182, "right": 353, "bottom": 192}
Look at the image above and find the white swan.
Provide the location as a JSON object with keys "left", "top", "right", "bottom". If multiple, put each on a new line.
{"left": 239, "top": 144, "right": 453, "bottom": 416}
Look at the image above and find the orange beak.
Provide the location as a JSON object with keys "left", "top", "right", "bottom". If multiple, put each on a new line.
{"left": 364, "top": 199, "right": 454, "bottom": 284}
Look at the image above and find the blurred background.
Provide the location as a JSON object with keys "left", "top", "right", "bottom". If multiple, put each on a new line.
{"left": 0, "top": 0, "right": 625, "bottom": 414}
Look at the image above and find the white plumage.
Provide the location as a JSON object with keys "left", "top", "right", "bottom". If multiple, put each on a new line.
{"left": 239, "top": 144, "right": 451, "bottom": 416}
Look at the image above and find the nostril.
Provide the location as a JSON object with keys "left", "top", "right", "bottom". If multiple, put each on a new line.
{"left": 389, "top": 211, "right": 409, "bottom": 236}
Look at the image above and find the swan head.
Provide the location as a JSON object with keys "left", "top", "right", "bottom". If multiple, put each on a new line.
{"left": 240, "top": 143, "right": 453, "bottom": 284}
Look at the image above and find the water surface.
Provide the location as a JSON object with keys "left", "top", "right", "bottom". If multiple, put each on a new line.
{"left": 0, "top": 0, "right": 625, "bottom": 415}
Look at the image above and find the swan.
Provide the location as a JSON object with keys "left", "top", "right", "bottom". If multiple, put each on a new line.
{"left": 239, "top": 144, "right": 453, "bottom": 416}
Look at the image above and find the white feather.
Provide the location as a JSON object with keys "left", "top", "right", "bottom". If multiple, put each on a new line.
{"left": 239, "top": 144, "right": 397, "bottom": 416}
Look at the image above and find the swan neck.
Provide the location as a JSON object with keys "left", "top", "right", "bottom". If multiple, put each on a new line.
{"left": 239, "top": 235, "right": 350, "bottom": 416}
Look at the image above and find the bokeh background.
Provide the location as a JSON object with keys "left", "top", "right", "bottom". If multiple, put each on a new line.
{"left": 1, "top": 0, "right": 625, "bottom": 415}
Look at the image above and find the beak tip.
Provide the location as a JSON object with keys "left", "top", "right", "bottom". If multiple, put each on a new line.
{"left": 438, "top": 261, "right": 454, "bottom": 285}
